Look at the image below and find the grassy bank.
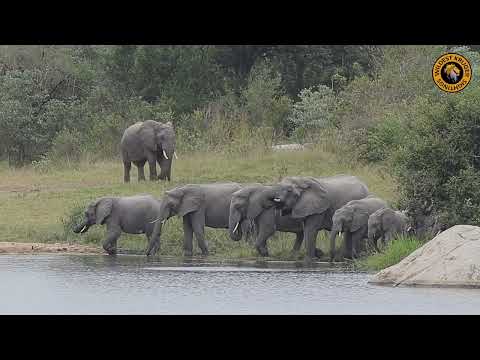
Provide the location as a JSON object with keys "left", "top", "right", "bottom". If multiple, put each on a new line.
{"left": 0, "top": 145, "right": 398, "bottom": 261}
{"left": 355, "top": 236, "right": 425, "bottom": 271}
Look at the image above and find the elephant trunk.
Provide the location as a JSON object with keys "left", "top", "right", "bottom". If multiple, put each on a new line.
{"left": 329, "top": 225, "right": 340, "bottom": 262}
{"left": 368, "top": 229, "right": 379, "bottom": 252}
{"left": 73, "top": 220, "right": 91, "bottom": 234}
{"left": 229, "top": 207, "right": 243, "bottom": 241}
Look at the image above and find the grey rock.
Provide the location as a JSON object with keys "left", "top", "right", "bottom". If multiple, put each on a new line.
{"left": 369, "top": 225, "right": 480, "bottom": 288}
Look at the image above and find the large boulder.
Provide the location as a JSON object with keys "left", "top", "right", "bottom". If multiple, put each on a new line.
{"left": 369, "top": 225, "right": 480, "bottom": 288}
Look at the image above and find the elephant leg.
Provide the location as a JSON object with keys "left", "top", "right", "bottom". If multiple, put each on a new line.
{"left": 349, "top": 231, "right": 366, "bottom": 259}
{"left": 191, "top": 211, "right": 209, "bottom": 256}
{"left": 134, "top": 160, "right": 146, "bottom": 182}
{"left": 182, "top": 215, "right": 194, "bottom": 257}
{"left": 254, "top": 223, "right": 275, "bottom": 257}
{"left": 373, "top": 235, "right": 381, "bottom": 252}
{"left": 304, "top": 214, "right": 323, "bottom": 260}
{"left": 145, "top": 225, "right": 160, "bottom": 256}
{"left": 291, "top": 231, "right": 304, "bottom": 254}
{"left": 123, "top": 161, "right": 131, "bottom": 183}
{"left": 158, "top": 157, "right": 172, "bottom": 181}
{"left": 103, "top": 227, "right": 121, "bottom": 256}
{"left": 342, "top": 232, "right": 353, "bottom": 260}
{"left": 146, "top": 153, "right": 157, "bottom": 181}
{"left": 353, "top": 229, "right": 367, "bottom": 257}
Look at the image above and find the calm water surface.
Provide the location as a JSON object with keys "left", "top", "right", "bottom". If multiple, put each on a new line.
{"left": 1, "top": 254, "right": 479, "bottom": 314}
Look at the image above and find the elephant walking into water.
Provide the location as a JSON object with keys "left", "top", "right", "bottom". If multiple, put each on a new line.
{"left": 329, "top": 195, "right": 388, "bottom": 261}
{"left": 121, "top": 120, "right": 177, "bottom": 183}
{"left": 73, "top": 195, "right": 164, "bottom": 256}
{"left": 229, "top": 184, "right": 322, "bottom": 258}
{"left": 152, "top": 183, "right": 245, "bottom": 256}
{"left": 272, "top": 175, "right": 370, "bottom": 261}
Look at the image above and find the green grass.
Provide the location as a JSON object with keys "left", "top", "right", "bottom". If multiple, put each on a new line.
{"left": 355, "top": 236, "right": 425, "bottom": 271}
{"left": 0, "top": 144, "right": 400, "bottom": 261}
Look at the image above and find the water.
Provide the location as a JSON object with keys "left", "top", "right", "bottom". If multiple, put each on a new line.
{"left": 1, "top": 254, "right": 480, "bottom": 314}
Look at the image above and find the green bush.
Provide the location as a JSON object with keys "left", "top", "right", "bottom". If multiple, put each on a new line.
{"left": 288, "top": 85, "right": 336, "bottom": 142}
{"left": 394, "top": 84, "right": 480, "bottom": 227}
{"left": 46, "top": 128, "right": 84, "bottom": 165}
{"left": 360, "top": 114, "right": 409, "bottom": 163}
{"left": 241, "top": 60, "right": 292, "bottom": 140}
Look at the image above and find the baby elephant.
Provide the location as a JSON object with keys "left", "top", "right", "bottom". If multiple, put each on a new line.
{"left": 73, "top": 195, "right": 163, "bottom": 256}
{"left": 329, "top": 195, "right": 388, "bottom": 261}
{"left": 368, "top": 207, "right": 414, "bottom": 252}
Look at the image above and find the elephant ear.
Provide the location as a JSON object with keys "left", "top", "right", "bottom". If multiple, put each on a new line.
{"left": 137, "top": 121, "right": 156, "bottom": 151}
{"left": 368, "top": 210, "right": 383, "bottom": 229}
{"left": 351, "top": 208, "right": 370, "bottom": 232}
{"left": 291, "top": 179, "right": 330, "bottom": 218}
{"left": 95, "top": 198, "right": 113, "bottom": 225}
{"left": 168, "top": 186, "right": 204, "bottom": 217}
{"left": 246, "top": 188, "right": 272, "bottom": 220}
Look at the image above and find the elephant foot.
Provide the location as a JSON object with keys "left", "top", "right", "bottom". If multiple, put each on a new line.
{"left": 200, "top": 250, "right": 209, "bottom": 256}
{"left": 304, "top": 256, "right": 314, "bottom": 265}
{"left": 256, "top": 246, "right": 269, "bottom": 257}
{"left": 184, "top": 250, "right": 193, "bottom": 257}
{"left": 314, "top": 248, "right": 324, "bottom": 258}
{"left": 104, "top": 246, "right": 117, "bottom": 256}
{"left": 146, "top": 244, "right": 160, "bottom": 257}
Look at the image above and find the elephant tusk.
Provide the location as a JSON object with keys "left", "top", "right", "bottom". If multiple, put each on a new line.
{"left": 233, "top": 222, "right": 239, "bottom": 234}
{"left": 80, "top": 225, "right": 87, "bottom": 233}
{"left": 150, "top": 217, "right": 161, "bottom": 224}
{"left": 163, "top": 150, "right": 169, "bottom": 160}
{"left": 174, "top": 151, "right": 178, "bottom": 159}
{"left": 161, "top": 219, "right": 166, "bottom": 225}
{"left": 273, "top": 198, "right": 281, "bottom": 202}
{"left": 339, "top": 231, "right": 343, "bottom": 237}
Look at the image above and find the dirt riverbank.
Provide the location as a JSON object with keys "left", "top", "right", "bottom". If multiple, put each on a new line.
{"left": 0, "top": 242, "right": 103, "bottom": 255}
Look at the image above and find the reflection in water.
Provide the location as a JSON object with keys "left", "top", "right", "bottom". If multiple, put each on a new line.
{"left": 0, "top": 254, "right": 479, "bottom": 314}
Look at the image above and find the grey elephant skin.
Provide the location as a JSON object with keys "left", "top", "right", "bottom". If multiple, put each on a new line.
{"left": 273, "top": 175, "right": 369, "bottom": 261}
{"left": 73, "top": 195, "right": 163, "bottom": 256}
{"left": 329, "top": 195, "right": 388, "bottom": 260}
{"left": 121, "top": 120, "right": 176, "bottom": 182}
{"left": 153, "top": 183, "right": 243, "bottom": 256}
{"left": 368, "top": 207, "right": 413, "bottom": 252}
{"left": 229, "top": 184, "right": 318, "bottom": 257}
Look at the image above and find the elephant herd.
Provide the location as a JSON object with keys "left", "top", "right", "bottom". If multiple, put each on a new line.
{"left": 73, "top": 120, "right": 417, "bottom": 261}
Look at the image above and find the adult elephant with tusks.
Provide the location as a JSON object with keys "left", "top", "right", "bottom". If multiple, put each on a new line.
{"left": 121, "top": 120, "right": 177, "bottom": 183}
{"left": 229, "top": 184, "right": 322, "bottom": 258}
{"left": 152, "top": 183, "right": 246, "bottom": 256}
{"left": 272, "top": 175, "right": 369, "bottom": 262}
{"left": 72, "top": 195, "right": 164, "bottom": 256}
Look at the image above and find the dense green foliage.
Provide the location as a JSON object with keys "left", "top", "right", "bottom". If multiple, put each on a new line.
{"left": 0, "top": 45, "right": 378, "bottom": 166}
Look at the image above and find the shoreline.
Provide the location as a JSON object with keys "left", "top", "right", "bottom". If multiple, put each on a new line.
{"left": 0, "top": 242, "right": 352, "bottom": 268}
{"left": 0, "top": 242, "right": 103, "bottom": 255}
